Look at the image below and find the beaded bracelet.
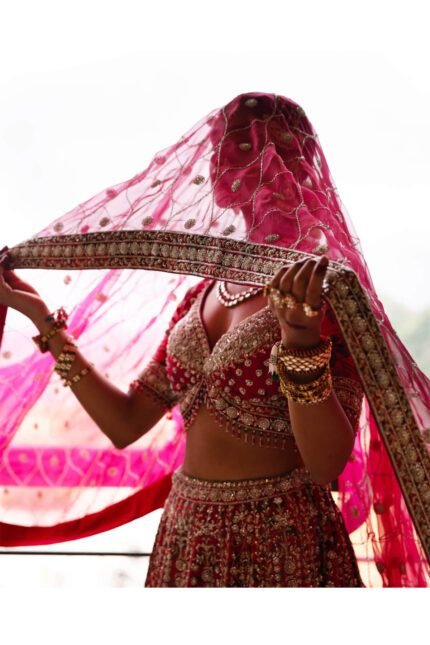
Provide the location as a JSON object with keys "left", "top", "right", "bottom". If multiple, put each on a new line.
{"left": 53, "top": 337, "right": 92, "bottom": 387}
{"left": 62, "top": 366, "right": 91, "bottom": 388}
{"left": 54, "top": 339, "right": 78, "bottom": 379}
{"left": 32, "top": 307, "right": 69, "bottom": 353}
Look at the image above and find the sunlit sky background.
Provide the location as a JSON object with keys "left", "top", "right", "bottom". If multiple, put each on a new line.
{"left": 1, "top": 0, "right": 429, "bottom": 636}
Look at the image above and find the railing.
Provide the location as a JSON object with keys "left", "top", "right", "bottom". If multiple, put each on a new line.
{"left": 0, "top": 550, "right": 151, "bottom": 556}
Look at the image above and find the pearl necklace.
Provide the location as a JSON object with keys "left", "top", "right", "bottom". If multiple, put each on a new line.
{"left": 215, "top": 281, "right": 264, "bottom": 308}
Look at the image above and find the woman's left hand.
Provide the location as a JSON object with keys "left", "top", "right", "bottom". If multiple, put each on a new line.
{"left": 266, "top": 256, "right": 329, "bottom": 349}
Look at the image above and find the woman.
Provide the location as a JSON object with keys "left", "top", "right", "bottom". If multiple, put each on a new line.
{"left": 0, "top": 92, "right": 429, "bottom": 587}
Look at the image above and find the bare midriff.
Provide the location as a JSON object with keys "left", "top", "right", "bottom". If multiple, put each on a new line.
{"left": 182, "top": 405, "right": 304, "bottom": 480}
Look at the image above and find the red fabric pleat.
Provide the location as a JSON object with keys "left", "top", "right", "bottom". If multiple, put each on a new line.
{"left": 0, "top": 473, "right": 172, "bottom": 547}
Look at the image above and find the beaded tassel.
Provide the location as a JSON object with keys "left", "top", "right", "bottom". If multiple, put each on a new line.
{"left": 268, "top": 340, "right": 282, "bottom": 381}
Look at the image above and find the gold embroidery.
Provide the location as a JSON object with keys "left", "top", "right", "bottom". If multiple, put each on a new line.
{"left": 205, "top": 385, "right": 292, "bottom": 448}
{"left": 163, "top": 284, "right": 293, "bottom": 446}
{"left": 129, "top": 360, "right": 178, "bottom": 409}
{"left": 171, "top": 465, "right": 318, "bottom": 503}
{"left": 145, "top": 466, "right": 364, "bottom": 587}
{"left": 192, "top": 175, "right": 205, "bottom": 185}
{"left": 8, "top": 230, "right": 305, "bottom": 284}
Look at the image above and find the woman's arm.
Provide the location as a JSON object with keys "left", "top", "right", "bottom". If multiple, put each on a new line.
{"left": 31, "top": 305, "right": 167, "bottom": 449}
{"left": 267, "top": 257, "right": 358, "bottom": 486}
{"left": 0, "top": 259, "right": 167, "bottom": 449}
{"left": 286, "top": 370, "right": 355, "bottom": 486}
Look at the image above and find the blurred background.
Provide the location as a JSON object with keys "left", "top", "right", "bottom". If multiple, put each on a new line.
{"left": 0, "top": 0, "right": 429, "bottom": 588}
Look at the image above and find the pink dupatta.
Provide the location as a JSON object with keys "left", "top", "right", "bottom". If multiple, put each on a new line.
{"left": 1, "top": 92, "right": 429, "bottom": 586}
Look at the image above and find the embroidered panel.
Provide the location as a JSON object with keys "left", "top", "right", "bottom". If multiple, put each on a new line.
{"left": 8, "top": 229, "right": 311, "bottom": 283}
{"left": 325, "top": 268, "right": 430, "bottom": 563}
{"left": 129, "top": 359, "right": 179, "bottom": 410}
{"left": 145, "top": 466, "right": 365, "bottom": 587}
{"left": 204, "top": 306, "right": 281, "bottom": 374}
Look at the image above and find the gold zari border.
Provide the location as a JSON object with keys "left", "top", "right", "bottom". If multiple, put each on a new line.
{"left": 8, "top": 229, "right": 430, "bottom": 565}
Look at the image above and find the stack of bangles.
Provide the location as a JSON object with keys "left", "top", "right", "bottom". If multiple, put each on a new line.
{"left": 263, "top": 280, "right": 332, "bottom": 404}
{"left": 268, "top": 337, "right": 333, "bottom": 404}
{"left": 32, "top": 307, "right": 91, "bottom": 387}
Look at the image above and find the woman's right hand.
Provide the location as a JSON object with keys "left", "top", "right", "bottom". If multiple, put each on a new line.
{"left": 0, "top": 264, "right": 49, "bottom": 321}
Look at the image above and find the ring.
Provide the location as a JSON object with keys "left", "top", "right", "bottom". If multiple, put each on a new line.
{"left": 264, "top": 282, "right": 324, "bottom": 318}
{"left": 265, "top": 285, "right": 299, "bottom": 310}
{"left": 282, "top": 293, "right": 298, "bottom": 309}
{"left": 302, "top": 302, "right": 322, "bottom": 318}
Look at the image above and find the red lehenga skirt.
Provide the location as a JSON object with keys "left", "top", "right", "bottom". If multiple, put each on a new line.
{"left": 144, "top": 465, "right": 365, "bottom": 588}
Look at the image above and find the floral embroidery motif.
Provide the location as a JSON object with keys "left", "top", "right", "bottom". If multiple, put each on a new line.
{"left": 144, "top": 466, "right": 365, "bottom": 587}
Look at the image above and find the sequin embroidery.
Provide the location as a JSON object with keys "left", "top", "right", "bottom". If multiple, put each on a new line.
{"left": 131, "top": 278, "right": 364, "bottom": 449}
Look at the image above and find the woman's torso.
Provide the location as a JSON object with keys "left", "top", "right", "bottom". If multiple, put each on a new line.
{"left": 181, "top": 279, "right": 304, "bottom": 480}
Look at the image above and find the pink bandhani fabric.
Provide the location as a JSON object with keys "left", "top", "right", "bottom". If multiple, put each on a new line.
{"left": 1, "top": 92, "right": 429, "bottom": 587}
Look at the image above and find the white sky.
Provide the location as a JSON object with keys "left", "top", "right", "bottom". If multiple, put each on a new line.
{"left": 1, "top": 0, "right": 429, "bottom": 315}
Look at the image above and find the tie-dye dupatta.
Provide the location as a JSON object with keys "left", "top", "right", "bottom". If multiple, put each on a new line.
{"left": 1, "top": 92, "right": 429, "bottom": 587}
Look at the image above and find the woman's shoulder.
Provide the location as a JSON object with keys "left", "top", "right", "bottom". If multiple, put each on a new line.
{"left": 181, "top": 276, "right": 212, "bottom": 309}
{"left": 167, "top": 277, "right": 212, "bottom": 330}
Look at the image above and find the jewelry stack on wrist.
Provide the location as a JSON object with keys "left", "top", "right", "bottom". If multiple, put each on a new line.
{"left": 268, "top": 337, "right": 333, "bottom": 404}
{"left": 32, "top": 306, "right": 69, "bottom": 352}
{"left": 32, "top": 306, "right": 91, "bottom": 387}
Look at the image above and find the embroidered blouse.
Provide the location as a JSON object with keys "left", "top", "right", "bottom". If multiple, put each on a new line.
{"left": 129, "top": 277, "right": 364, "bottom": 450}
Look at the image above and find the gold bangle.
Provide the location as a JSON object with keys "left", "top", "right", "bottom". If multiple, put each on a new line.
{"left": 278, "top": 364, "right": 333, "bottom": 404}
{"left": 279, "top": 380, "right": 332, "bottom": 404}
{"left": 277, "top": 338, "right": 332, "bottom": 374}
{"left": 277, "top": 359, "right": 330, "bottom": 389}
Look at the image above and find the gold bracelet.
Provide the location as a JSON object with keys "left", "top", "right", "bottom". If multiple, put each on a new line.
{"left": 278, "top": 363, "right": 333, "bottom": 404}
{"left": 52, "top": 337, "right": 92, "bottom": 387}
{"left": 277, "top": 358, "right": 330, "bottom": 389}
{"left": 277, "top": 337, "right": 332, "bottom": 375}
{"left": 54, "top": 339, "right": 78, "bottom": 379}
{"left": 267, "top": 337, "right": 332, "bottom": 382}
{"left": 277, "top": 362, "right": 328, "bottom": 391}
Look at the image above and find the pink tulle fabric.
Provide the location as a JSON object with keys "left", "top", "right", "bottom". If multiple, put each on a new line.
{"left": 0, "top": 92, "right": 429, "bottom": 586}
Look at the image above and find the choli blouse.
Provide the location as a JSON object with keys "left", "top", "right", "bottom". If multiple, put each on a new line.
{"left": 129, "top": 277, "right": 364, "bottom": 450}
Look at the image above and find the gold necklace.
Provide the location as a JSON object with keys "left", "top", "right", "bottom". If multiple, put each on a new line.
{"left": 215, "top": 281, "right": 264, "bottom": 308}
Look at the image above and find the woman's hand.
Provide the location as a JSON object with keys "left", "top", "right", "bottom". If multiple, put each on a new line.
{"left": 0, "top": 264, "right": 48, "bottom": 321}
{"left": 266, "top": 256, "right": 329, "bottom": 349}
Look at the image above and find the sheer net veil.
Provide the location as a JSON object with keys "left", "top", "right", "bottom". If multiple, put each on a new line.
{"left": 0, "top": 91, "right": 429, "bottom": 587}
